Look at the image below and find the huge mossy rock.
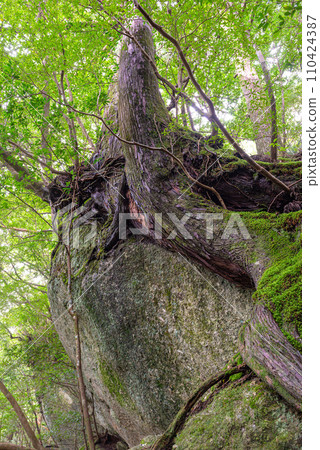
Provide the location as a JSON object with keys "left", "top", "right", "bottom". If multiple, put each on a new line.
{"left": 48, "top": 235, "right": 254, "bottom": 446}
{"left": 131, "top": 378, "right": 302, "bottom": 450}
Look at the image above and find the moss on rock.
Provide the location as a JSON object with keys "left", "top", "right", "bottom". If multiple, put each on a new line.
{"left": 174, "top": 379, "right": 301, "bottom": 449}
{"left": 240, "top": 210, "right": 302, "bottom": 349}
{"left": 99, "top": 361, "right": 136, "bottom": 410}
{"left": 131, "top": 379, "right": 301, "bottom": 449}
{"left": 48, "top": 240, "right": 254, "bottom": 446}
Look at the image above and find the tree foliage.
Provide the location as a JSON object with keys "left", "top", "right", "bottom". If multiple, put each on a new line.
{"left": 0, "top": 0, "right": 301, "bottom": 446}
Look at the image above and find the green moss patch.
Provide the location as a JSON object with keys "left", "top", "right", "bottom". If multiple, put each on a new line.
{"left": 253, "top": 252, "right": 302, "bottom": 350}
{"left": 173, "top": 379, "right": 301, "bottom": 449}
{"left": 207, "top": 156, "right": 301, "bottom": 179}
{"left": 259, "top": 160, "right": 302, "bottom": 178}
{"left": 99, "top": 361, "right": 136, "bottom": 410}
{"left": 241, "top": 210, "right": 302, "bottom": 350}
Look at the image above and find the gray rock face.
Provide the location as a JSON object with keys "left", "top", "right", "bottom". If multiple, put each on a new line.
{"left": 48, "top": 236, "right": 254, "bottom": 447}
{"left": 131, "top": 378, "right": 302, "bottom": 449}
{"left": 173, "top": 377, "right": 302, "bottom": 449}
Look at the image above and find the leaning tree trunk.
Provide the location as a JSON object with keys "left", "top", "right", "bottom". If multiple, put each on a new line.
{"left": 0, "top": 380, "right": 44, "bottom": 450}
{"left": 117, "top": 19, "right": 301, "bottom": 409}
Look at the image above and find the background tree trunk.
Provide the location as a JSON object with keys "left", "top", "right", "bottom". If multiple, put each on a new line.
{"left": 0, "top": 380, "right": 44, "bottom": 450}
{"left": 255, "top": 48, "right": 278, "bottom": 161}
{"left": 237, "top": 59, "right": 271, "bottom": 156}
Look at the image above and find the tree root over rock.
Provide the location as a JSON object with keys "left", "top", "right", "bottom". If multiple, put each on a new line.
{"left": 151, "top": 363, "right": 253, "bottom": 450}
{"left": 239, "top": 305, "right": 302, "bottom": 411}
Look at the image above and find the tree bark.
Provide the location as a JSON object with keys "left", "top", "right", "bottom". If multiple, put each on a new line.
{"left": 255, "top": 49, "right": 278, "bottom": 161}
{"left": 118, "top": 18, "right": 299, "bottom": 286}
{"left": 0, "top": 380, "right": 44, "bottom": 450}
{"left": 117, "top": 18, "right": 301, "bottom": 410}
{"left": 0, "top": 444, "right": 35, "bottom": 450}
{"left": 118, "top": 19, "right": 254, "bottom": 287}
{"left": 239, "top": 305, "right": 302, "bottom": 410}
{"left": 237, "top": 59, "right": 271, "bottom": 155}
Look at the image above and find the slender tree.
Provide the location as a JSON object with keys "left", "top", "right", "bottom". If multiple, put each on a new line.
{"left": 0, "top": 380, "right": 44, "bottom": 450}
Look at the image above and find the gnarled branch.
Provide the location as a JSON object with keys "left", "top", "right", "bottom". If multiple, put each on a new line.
{"left": 0, "top": 146, "right": 49, "bottom": 201}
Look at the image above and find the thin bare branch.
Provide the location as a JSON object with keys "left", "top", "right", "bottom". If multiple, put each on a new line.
{"left": 8, "top": 140, "right": 67, "bottom": 176}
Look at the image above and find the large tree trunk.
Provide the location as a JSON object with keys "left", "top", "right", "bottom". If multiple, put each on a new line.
{"left": 117, "top": 19, "right": 301, "bottom": 408}
{"left": 118, "top": 20, "right": 254, "bottom": 287}
{"left": 49, "top": 18, "right": 301, "bottom": 416}
{"left": 117, "top": 19, "right": 300, "bottom": 285}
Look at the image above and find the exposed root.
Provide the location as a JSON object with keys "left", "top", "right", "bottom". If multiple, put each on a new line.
{"left": 49, "top": 156, "right": 125, "bottom": 212}
{"left": 239, "top": 305, "right": 302, "bottom": 411}
{"left": 151, "top": 363, "right": 252, "bottom": 450}
{"left": 190, "top": 371, "right": 255, "bottom": 416}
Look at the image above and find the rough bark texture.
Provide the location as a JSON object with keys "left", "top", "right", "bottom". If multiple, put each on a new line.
{"left": 118, "top": 19, "right": 300, "bottom": 287}
{"left": 118, "top": 21, "right": 252, "bottom": 287}
{"left": 239, "top": 305, "right": 302, "bottom": 410}
{"left": 47, "top": 18, "right": 302, "bottom": 448}
{"left": 238, "top": 59, "right": 271, "bottom": 156}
